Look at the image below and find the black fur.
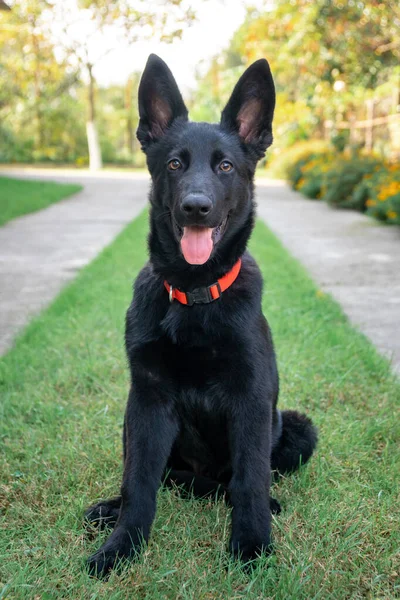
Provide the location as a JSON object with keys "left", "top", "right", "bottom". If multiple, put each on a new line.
{"left": 85, "top": 54, "right": 317, "bottom": 577}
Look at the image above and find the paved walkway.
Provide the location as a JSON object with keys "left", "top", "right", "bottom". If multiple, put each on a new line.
{"left": 0, "top": 169, "right": 148, "bottom": 355}
{"left": 257, "top": 179, "right": 400, "bottom": 375}
{"left": 1, "top": 170, "right": 399, "bottom": 375}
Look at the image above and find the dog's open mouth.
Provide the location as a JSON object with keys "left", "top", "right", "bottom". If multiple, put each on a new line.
{"left": 175, "top": 217, "right": 228, "bottom": 265}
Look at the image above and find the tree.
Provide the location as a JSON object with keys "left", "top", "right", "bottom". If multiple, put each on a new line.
{"left": 49, "top": 0, "right": 196, "bottom": 170}
{"left": 0, "top": 0, "right": 81, "bottom": 162}
{"left": 217, "top": 0, "right": 400, "bottom": 150}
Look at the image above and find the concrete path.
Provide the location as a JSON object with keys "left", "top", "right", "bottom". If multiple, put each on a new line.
{"left": 0, "top": 169, "right": 149, "bottom": 355}
{"left": 257, "top": 179, "right": 400, "bottom": 375}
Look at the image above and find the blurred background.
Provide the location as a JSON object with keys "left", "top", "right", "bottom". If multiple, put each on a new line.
{"left": 1, "top": 0, "right": 399, "bottom": 171}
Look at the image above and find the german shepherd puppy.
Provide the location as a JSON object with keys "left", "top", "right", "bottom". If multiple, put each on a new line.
{"left": 85, "top": 54, "right": 317, "bottom": 577}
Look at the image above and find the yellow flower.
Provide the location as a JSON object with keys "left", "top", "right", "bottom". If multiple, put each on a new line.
{"left": 366, "top": 199, "right": 376, "bottom": 207}
{"left": 303, "top": 160, "right": 316, "bottom": 172}
{"left": 316, "top": 290, "right": 325, "bottom": 298}
{"left": 387, "top": 210, "right": 398, "bottom": 219}
{"left": 297, "top": 178, "right": 305, "bottom": 188}
{"left": 377, "top": 181, "right": 400, "bottom": 201}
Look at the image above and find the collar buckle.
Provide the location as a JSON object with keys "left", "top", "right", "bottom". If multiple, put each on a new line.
{"left": 169, "top": 285, "right": 174, "bottom": 303}
{"left": 185, "top": 285, "right": 214, "bottom": 306}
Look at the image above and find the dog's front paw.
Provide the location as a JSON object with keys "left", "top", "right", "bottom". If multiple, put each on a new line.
{"left": 86, "top": 527, "right": 140, "bottom": 578}
{"left": 230, "top": 534, "right": 273, "bottom": 564}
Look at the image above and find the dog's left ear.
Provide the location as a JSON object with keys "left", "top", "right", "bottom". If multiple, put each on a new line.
{"left": 137, "top": 54, "right": 188, "bottom": 151}
{"left": 220, "top": 59, "right": 275, "bottom": 158}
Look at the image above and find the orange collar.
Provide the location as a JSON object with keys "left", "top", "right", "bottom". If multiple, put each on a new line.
{"left": 164, "top": 258, "right": 242, "bottom": 306}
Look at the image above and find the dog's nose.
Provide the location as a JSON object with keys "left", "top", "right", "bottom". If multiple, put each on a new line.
{"left": 181, "top": 194, "right": 212, "bottom": 218}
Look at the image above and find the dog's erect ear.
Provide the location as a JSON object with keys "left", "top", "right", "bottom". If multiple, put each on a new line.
{"left": 137, "top": 54, "right": 188, "bottom": 151}
{"left": 220, "top": 59, "right": 275, "bottom": 158}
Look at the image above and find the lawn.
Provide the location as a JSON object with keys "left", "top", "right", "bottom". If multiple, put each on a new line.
{"left": 0, "top": 210, "right": 398, "bottom": 599}
{"left": 0, "top": 177, "right": 82, "bottom": 226}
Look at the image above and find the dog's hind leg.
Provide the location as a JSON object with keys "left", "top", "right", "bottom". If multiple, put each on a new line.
{"left": 271, "top": 410, "right": 318, "bottom": 476}
{"left": 84, "top": 496, "right": 121, "bottom": 530}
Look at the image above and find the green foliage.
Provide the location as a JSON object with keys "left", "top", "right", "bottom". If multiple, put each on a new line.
{"left": 267, "top": 140, "right": 331, "bottom": 180}
{"left": 296, "top": 155, "right": 334, "bottom": 199}
{"left": 0, "top": 176, "right": 82, "bottom": 225}
{"left": 322, "top": 156, "right": 384, "bottom": 209}
{"left": 193, "top": 2, "right": 400, "bottom": 160}
{"left": 231, "top": 1, "right": 399, "bottom": 99}
{"left": 351, "top": 178, "right": 371, "bottom": 211}
{"left": 287, "top": 155, "right": 318, "bottom": 190}
{"left": 361, "top": 165, "right": 400, "bottom": 224}
{"left": 286, "top": 147, "right": 335, "bottom": 200}
{"left": 286, "top": 150, "right": 400, "bottom": 224}
{"left": 0, "top": 125, "right": 34, "bottom": 163}
{"left": 0, "top": 211, "right": 399, "bottom": 598}
{"left": 330, "top": 131, "right": 349, "bottom": 153}
{"left": 0, "top": 0, "right": 84, "bottom": 161}
{"left": 0, "top": 0, "right": 195, "bottom": 166}
{"left": 188, "top": 57, "right": 243, "bottom": 123}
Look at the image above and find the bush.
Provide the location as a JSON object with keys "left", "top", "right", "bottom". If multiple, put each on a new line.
{"left": 281, "top": 143, "right": 400, "bottom": 225}
{"left": 287, "top": 153, "right": 319, "bottom": 189}
{"left": 266, "top": 140, "right": 331, "bottom": 179}
{"left": 322, "top": 156, "right": 384, "bottom": 209}
{"left": 330, "top": 131, "right": 349, "bottom": 153}
{"left": 295, "top": 154, "right": 334, "bottom": 199}
{"left": 361, "top": 165, "right": 400, "bottom": 224}
{"left": 0, "top": 125, "right": 35, "bottom": 163}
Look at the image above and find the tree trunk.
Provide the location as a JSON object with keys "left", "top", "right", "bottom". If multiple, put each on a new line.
{"left": 86, "top": 63, "right": 102, "bottom": 170}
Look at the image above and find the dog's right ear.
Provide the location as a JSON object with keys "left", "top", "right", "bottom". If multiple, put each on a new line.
{"left": 137, "top": 54, "right": 188, "bottom": 152}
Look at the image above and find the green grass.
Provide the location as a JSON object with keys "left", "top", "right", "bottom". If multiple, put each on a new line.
{"left": 0, "top": 211, "right": 399, "bottom": 599}
{"left": 0, "top": 177, "right": 82, "bottom": 226}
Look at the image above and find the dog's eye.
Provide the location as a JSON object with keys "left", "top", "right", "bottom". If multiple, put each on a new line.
{"left": 219, "top": 161, "right": 233, "bottom": 172}
{"left": 168, "top": 159, "right": 182, "bottom": 171}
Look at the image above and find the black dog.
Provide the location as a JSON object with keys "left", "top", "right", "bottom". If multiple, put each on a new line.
{"left": 85, "top": 54, "right": 317, "bottom": 577}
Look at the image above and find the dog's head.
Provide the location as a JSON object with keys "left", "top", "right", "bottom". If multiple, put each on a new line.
{"left": 137, "top": 54, "right": 275, "bottom": 272}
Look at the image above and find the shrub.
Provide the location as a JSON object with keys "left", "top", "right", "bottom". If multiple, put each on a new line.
{"left": 330, "top": 131, "right": 349, "bottom": 153}
{"left": 287, "top": 153, "right": 319, "bottom": 189}
{"left": 350, "top": 177, "right": 370, "bottom": 211}
{"left": 363, "top": 165, "right": 400, "bottom": 224}
{"left": 75, "top": 156, "right": 89, "bottom": 167}
{"left": 266, "top": 140, "right": 331, "bottom": 179}
{"left": 322, "top": 156, "right": 384, "bottom": 209}
{"left": 296, "top": 154, "right": 334, "bottom": 199}
{"left": 284, "top": 143, "right": 400, "bottom": 225}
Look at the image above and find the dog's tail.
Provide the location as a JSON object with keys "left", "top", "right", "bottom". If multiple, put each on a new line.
{"left": 271, "top": 410, "right": 318, "bottom": 475}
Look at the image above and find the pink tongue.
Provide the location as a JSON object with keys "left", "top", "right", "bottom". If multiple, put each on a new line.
{"left": 181, "top": 226, "right": 213, "bottom": 264}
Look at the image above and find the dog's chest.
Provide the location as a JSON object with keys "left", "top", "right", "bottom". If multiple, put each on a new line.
{"left": 171, "top": 342, "right": 230, "bottom": 390}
